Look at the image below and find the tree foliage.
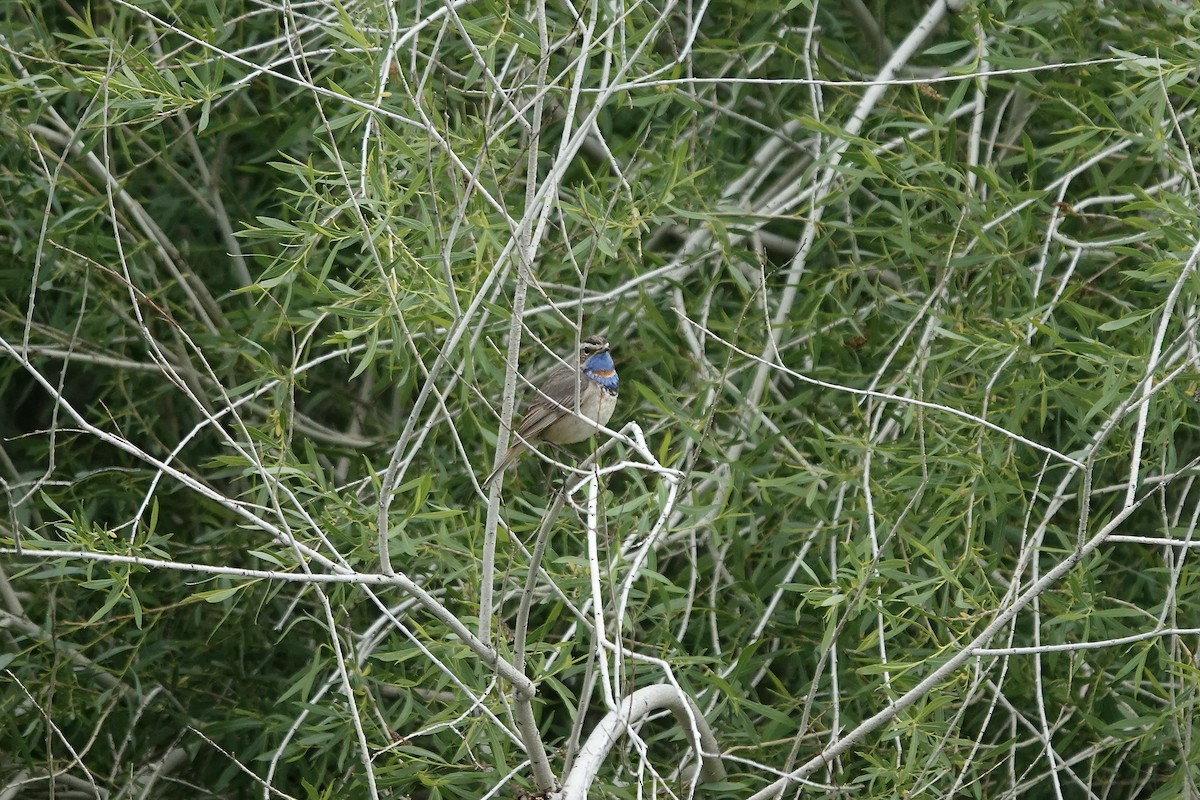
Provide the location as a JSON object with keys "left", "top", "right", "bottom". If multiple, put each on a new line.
{"left": 3, "top": 0, "right": 1200, "bottom": 797}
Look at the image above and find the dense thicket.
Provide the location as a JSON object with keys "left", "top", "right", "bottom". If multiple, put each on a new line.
{"left": 3, "top": 0, "right": 1200, "bottom": 797}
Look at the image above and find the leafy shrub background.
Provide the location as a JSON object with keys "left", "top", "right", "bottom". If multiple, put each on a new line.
{"left": 3, "top": 0, "right": 1200, "bottom": 797}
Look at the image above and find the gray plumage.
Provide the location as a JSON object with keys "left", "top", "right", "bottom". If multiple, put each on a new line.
{"left": 484, "top": 334, "right": 618, "bottom": 487}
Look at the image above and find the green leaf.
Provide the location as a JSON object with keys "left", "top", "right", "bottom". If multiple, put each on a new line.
{"left": 1098, "top": 309, "right": 1156, "bottom": 331}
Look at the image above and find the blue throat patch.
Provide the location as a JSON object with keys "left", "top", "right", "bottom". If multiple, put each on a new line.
{"left": 584, "top": 351, "right": 619, "bottom": 393}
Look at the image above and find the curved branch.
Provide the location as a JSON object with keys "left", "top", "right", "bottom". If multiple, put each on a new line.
{"left": 557, "top": 684, "right": 726, "bottom": 799}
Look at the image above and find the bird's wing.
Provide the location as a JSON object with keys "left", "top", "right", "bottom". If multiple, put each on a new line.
{"left": 514, "top": 367, "right": 584, "bottom": 441}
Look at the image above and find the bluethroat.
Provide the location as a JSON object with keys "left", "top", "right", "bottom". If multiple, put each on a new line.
{"left": 484, "top": 334, "right": 619, "bottom": 486}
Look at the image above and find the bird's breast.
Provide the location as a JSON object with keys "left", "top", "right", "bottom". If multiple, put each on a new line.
{"left": 586, "top": 368, "right": 618, "bottom": 394}
{"left": 590, "top": 386, "right": 617, "bottom": 427}
{"left": 539, "top": 381, "right": 618, "bottom": 444}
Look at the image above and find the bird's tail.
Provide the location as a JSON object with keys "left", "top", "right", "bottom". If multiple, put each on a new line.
{"left": 483, "top": 442, "right": 524, "bottom": 488}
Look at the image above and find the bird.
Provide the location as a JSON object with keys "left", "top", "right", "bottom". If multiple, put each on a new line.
{"left": 484, "top": 334, "right": 619, "bottom": 487}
